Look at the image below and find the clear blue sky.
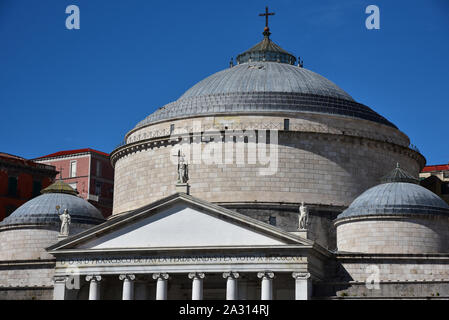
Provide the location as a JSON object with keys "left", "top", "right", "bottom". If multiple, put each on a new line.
{"left": 0, "top": 0, "right": 448, "bottom": 165}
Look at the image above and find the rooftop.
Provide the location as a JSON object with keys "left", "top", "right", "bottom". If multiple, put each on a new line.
{"left": 422, "top": 164, "right": 449, "bottom": 173}
{"left": 0, "top": 152, "right": 56, "bottom": 172}
{"left": 35, "top": 148, "right": 109, "bottom": 160}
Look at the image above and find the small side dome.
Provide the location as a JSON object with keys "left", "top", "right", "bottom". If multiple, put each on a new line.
{"left": 337, "top": 165, "right": 449, "bottom": 219}
{"left": 0, "top": 180, "right": 105, "bottom": 228}
{"left": 0, "top": 180, "right": 105, "bottom": 262}
{"left": 335, "top": 165, "right": 449, "bottom": 254}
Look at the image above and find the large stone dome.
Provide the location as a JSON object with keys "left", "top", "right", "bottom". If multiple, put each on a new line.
{"left": 135, "top": 36, "right": 395, "bottom": 129}
{"left": 180, "top": 62, "right": 353, "bottom": 100}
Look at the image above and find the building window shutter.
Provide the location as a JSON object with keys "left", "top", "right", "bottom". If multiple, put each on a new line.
{"left": 70, "top": 161, "right": 77, "bottom": 178}
{"left": 96, "top": 161, "right": 102, "bottom": 177}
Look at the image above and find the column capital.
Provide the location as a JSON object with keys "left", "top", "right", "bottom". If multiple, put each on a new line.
{"left": 85, "top": 275, "right": 102, "bottom": 282}
{"left": 292, "top": 272, "right": 311, "bottom": 280}
{"left": 188, "top": 272, "right": 205, "bottom": 280}
{"left": 152, "top": 273, "right": 169, "bottom": 280}
{"left": 257, "top": 271, "right": 275, "bottom": 279}
{"left": 119, "top": 274, "right": 136, "bottom": 281}
{"left": 54, "top": 275, "right": 67, "bottom": 283}
{"left": 223, "top": 272, "right": 240, "bottom": 279}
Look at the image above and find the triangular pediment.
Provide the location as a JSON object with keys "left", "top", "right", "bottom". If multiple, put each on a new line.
{"left": 48, "top": 194, "right": 312, "bottom": 252}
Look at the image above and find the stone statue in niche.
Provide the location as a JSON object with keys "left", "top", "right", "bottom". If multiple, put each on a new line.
{"left": 59, "top": 208, "right": 71, "bottom": 237}
{"left": 298, "top": 202, "right": 309, "bottom": 230}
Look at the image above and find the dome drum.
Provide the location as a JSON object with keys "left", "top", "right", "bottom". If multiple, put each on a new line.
{"left": 335, "top": 214, "right": 449, "bottom": 254}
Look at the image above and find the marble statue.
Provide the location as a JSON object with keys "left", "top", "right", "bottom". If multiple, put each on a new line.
{"left": 177, "top": 152, "right": 189, "bottom": 184}
{"left": 59, "top": 209, "right": 71, "bottom": 237}
{"left": 298, "top": 202, "right": 309, "bottom": 230}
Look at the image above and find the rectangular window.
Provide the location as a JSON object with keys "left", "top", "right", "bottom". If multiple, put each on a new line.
{"left": 96, "top": 161, "right": 102, "bottom": 177}
{"left": 32, "top": 180, "right": 42, "bottom": 197}
{"left": 170, "top": 124, "right": 175, "bottom": 134}
{"left": 70, "top": 161, "right": 77, "bottom": 178}
{"left": 269, "top": 216, "right": 277, "bottom": 226}
{"left": 95, "top": 182, "right": 102, "bottom": 196}
{"left": 284, "top": 119, "right": 290, "bottom": 131}
{"left": 7, "top": 177, "right": 18, "bottom": 197}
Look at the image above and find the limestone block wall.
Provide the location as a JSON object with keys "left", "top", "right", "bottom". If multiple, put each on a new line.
{"left": 0, "top": 288, "right": 53, "bottom": 300}
{"left": 339, "top": 259, "right": 449, "bottom": 282}
{"left": 0, "top": 224, "right": 91, "bottom": 261}
{"left": 316, "top": 254, "right": 449, "bottom": 298}
{"left": 336, "top": 216, "right": 449, "bottom": 254}
{"left": 112, "top": 130, "right": 420, "bottom": 215}
{"left": 0, "top": 265, "right": 54, "bottom": 288}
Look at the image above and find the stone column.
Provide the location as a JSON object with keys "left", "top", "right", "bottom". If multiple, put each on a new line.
{"left": 119, "top": 274, "right": 136, "bottom": 300}
{"left": 53, "top": 276, "right": 67, "bottom": 300}
{"left": 86, "top": 275, "right": 102, "bottom": 300}
{"left": 223, "top": 272, "right": 239, "bottom": 300}
{"left": 257, "top": 272, "right": 275, "bottom": 300}
{"left": 292, "top": 272, "right": 312, "bottom": 300}
{"left": 188, "top": 272, "right": 205, "bottom": 300}
{"left": 153, "top": 273, "right": 169, "bottom": 300}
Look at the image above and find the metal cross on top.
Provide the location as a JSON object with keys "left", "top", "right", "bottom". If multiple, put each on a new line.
{"left": 259, "top": 6, "right": 275, "bottom": 28}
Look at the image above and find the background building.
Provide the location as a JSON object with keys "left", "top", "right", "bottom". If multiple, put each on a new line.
{"left": 0, "top": 152, "right": 57, "bottom": 222}
{"left": 34, "top": 149, "right": 114, "bottom": 218}
{"left": 420, "top": 164, "right": 449, "bottom": 205}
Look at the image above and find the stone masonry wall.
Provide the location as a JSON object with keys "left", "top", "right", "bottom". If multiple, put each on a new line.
{"left": 314, "top": 254, "right": 449, "bottom": 298}
{"left": 113, "top": 130, "right": 420, "bottom": 215}
{"left": 336, "top": 216, "right": 449, "bottom": 254}
{"left": 0, "top": 224, "right": 88, "bottom": 261}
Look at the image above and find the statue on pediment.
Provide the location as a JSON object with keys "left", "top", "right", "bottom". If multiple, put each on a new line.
{"left": 59, "top": 208, "right": 71, "bottom": 237}
{"left": 298, "top": 202, "right": 309, "bottom": 230}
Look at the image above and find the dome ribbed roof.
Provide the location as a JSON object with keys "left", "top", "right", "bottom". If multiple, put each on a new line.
{"left": 133, "top": 25, "right": 398, "bottom": 129}
{"left": 179, "top": 62, "right": 353, "bottom": 100}
{"left": 0, "top": 181, "right": 105, "bottom": 227}
{"left": 337, "top": 166, "right": 449, "bottom": 219}
{"left": 136, "top": 61, "right": 396, "bottom": 129}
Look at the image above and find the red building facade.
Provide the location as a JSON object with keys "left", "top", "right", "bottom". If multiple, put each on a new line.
{"left": 0, "top": 153, "right": 57, "bottom": 222}
{"left": 34, "top": 149, "right": 114, "bottom": 218}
